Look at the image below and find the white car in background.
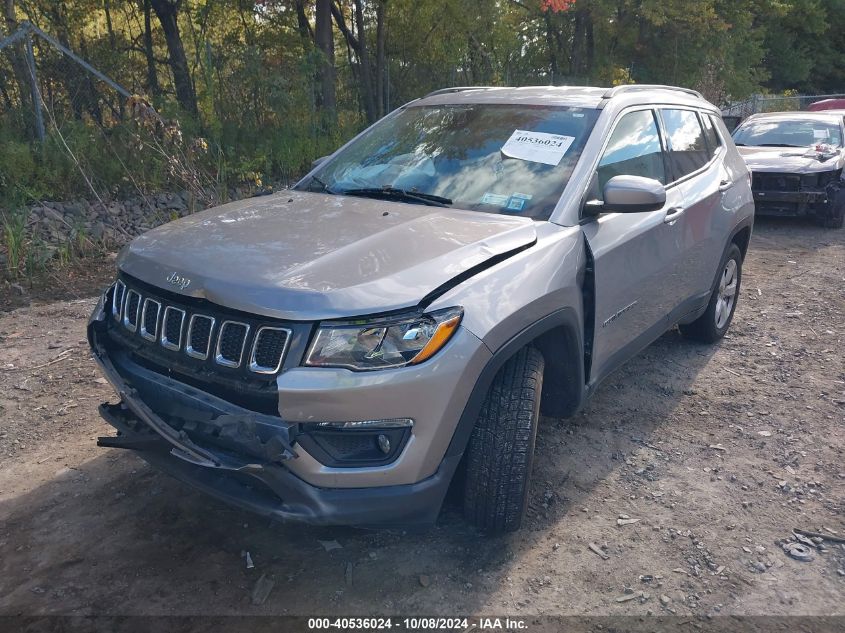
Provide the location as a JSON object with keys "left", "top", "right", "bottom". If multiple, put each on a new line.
{"left": 733, "top": 111, "right": 845, "bottom": 228}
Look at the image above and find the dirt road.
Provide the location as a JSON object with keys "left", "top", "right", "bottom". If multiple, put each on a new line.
{"left": 0, "top": 218, "right": 843, "bottom": 619}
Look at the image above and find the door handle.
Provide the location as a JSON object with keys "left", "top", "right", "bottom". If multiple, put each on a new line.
{"left": 663, "top": 206, "right": 685, "bottom": 223}
{"left": 718, "top": 179, "right": 732, "bottom": 192}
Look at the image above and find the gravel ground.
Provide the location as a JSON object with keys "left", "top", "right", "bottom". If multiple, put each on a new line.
{"left": 0, "top": 217, "right": 843, "bottom": 620}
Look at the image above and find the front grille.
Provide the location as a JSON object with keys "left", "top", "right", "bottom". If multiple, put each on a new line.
{"left": 752, "top": 172, "right": 801, "bottom": 192}
{"left": 109, "top": 277, "right": 292, "bottom": 377}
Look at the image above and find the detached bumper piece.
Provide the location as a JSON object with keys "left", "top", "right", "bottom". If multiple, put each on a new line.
{"left": 88, "top": 307, "right": 454, "bottom": 528}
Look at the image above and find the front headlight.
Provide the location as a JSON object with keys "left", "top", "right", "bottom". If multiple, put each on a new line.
{"left": 304, "top": 307, "right": 463, "bottom": 370}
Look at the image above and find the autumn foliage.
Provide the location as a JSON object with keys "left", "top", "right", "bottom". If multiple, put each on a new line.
{"left": 541, "top": 0, "right": 576, "bottom": 12}
{"left": 1, "top": 0, "right": 844, "bottom": 205}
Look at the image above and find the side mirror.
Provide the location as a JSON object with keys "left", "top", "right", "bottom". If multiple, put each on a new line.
{"left": 599, "top": 175, "right": 667, "bottom": 213}
{"left": 311, "top": 155, "right": 329, "bottom": 170}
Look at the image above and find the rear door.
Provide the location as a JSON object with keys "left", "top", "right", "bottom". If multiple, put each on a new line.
{"left": 582, "top": 108, "right": 688, "bottom": 384}
{"left": 658, "top": 108, "right": 727, "bottom": 313}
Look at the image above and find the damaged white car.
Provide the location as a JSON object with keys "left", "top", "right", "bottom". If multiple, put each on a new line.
{"left": 733, "top": 111, "right": 845, "bottom": 228}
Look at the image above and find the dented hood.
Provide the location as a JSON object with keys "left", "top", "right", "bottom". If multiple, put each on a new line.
{"left": 738, "top": 145, "right": 845, "bottom": 174}
{"left": 118, "top": 191, "right": 536, "bottom": 320}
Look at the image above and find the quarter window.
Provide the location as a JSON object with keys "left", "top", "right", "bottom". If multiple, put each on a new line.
{"left": 596, "top": 109, "right": 666, "bottom": 191}
{"left": 661, "top": 109, "right": 710, "bottom": 180}
{"left": 702, "top": 114, "right": 722, "bottom": 158}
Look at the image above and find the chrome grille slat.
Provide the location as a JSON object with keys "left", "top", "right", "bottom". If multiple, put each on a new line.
{"left": 215, "top": 321, "right": 249, "bottom": 368}
{"left": 186, "top": 314, "right": 215, "bottom": 360}
{"left": 112, "top": 280, "right": 126, "bottom": 321}
{"left": 140, "top": 299, "right": 161, "bottom": 341}
{"left": 250, "top": 326, "right": 292, "bottom": 374}
{"left": 160, "top": 306, "right": 185, "bottom": 351}
{"left": 123, "top": 290, "right": 141, "bottom": 332}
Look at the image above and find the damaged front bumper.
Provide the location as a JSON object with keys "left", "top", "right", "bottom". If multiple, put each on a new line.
{"left": 87, "top": 295, "right": 458, "bottom": 528}
{"left": 751, "top": 172, "right": 843, "bottom": 221}
{"left": 752, "top": 189, "right": 830, "bottom": 216}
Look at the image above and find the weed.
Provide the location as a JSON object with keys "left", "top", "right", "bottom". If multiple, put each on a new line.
{"left": 71, "top": 218, "right": 93, "bottom": 258}
{"left": 25, "top": 236, "right": 52, "bottom": 279}
{"left": 2, "top": 210, "right": 27, "bottom": 279}
{"left": 56, "top": 241, "right": 73, "bottom": 267}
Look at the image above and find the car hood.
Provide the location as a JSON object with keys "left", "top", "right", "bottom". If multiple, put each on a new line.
{"left": 738, "top": 145, "right": 844, "bottom": 174}
{"left": 118, "top": 191, "right": 537, "bottom": 320}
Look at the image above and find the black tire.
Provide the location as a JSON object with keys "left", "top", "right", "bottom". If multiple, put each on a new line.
{"left": 679, "top": 243, "right": 743, "bottom": 343}
{"left": 825, "top": 214, "right": 845, "bottom": 229}
{"left": 822, "top": 190, "right": 845, "bottom": 229}
{"left": 463, "top": 346, "right": 544, "bottom": 534}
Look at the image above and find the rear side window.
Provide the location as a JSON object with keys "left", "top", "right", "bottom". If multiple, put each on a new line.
{"left": 661, "top": 109, "right": 710, "bottom": 180}
{"left": 702, "top": 114, "right": 722, "bottom": 157}
{"left": 597, "top": 109, "right": 666, "bottom": 190}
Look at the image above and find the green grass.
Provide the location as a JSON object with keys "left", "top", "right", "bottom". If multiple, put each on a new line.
{"left": 2, "top": 211, "right": 27, "bottom": 279}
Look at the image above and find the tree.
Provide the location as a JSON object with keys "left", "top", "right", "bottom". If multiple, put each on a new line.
{"left": 141, "top": 0, "right": 161, "bottom": 100}
{"left": 149, "top": 0, "right": 197, "bottom": 115}
{"left": 2, "top": 0, "right": 35, "bottom": 132}
{"left": 315, "top": 0, "right": 336, "bottom": 114}
{"left": 4, "top": 0, "right": 842, "bottom": 207}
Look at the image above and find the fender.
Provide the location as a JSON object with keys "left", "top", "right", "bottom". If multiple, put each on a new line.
{"left": 444, "top": 307, "right": 585, "bottom": 458}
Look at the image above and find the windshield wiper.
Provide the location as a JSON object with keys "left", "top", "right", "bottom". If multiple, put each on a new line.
{"left": 755, "top": 143, "right": 806, "bottom": 148}
{"left": 308, "top": 175, "right": 335, "bottom": 194}
{"left": 339, "top": 186, "right": 452, "bottom": 207}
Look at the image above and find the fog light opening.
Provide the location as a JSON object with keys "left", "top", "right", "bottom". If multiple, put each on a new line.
{"left": 298, "top": 418, "right": 413, "bottom": 467}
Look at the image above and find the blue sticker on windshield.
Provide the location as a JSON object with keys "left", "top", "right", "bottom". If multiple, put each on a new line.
{"left": 505, "top": 196, "right": 526, "bottom": 211}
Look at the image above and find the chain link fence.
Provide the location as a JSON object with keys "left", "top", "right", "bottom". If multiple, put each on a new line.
{"left": 721, "top": 93, "right": 845, "bottom": 130}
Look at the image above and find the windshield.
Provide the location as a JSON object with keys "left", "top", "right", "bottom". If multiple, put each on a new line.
{"left": 733, "top": 118, "right": 843, "bottom": 148}
{"left": 296, "top": 104, "right": 600, "bottom": 220}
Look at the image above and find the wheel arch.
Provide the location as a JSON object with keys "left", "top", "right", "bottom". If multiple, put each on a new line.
{"left": 444, "top": 308, "right": 585, "bottom": 459}
{"left": 731, "top": 224, "right": 752, "bottom": 260}
{"left": 709, "top": 218, "right": 753, "bottom": 293}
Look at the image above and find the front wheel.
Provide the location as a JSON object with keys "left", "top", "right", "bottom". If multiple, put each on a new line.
{"left": 822, "top": 189, "right": 845, "bottom": 229}
{"left": 463, "top": 346, "right": 544, "bottom": 535}
{"left": 679, "top": 243, "right": 743, "bottom": 343}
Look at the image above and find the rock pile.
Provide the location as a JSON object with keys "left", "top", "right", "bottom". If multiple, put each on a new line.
{"left": 24, "top": 191, "right": 196, "bottom": 250}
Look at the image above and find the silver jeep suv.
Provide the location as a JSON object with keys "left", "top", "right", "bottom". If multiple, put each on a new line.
{"left": 89, "top": 85, "right": 754, "bottom": 534}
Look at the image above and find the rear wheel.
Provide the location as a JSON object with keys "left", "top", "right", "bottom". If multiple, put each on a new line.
{"left": 463, "top": 346, "right": 544, "bottom": 534}
{"left": 679, "top": 244, "right": 743, "bottom": 343}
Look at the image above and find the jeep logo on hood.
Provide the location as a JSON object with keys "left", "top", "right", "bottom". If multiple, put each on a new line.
{"left": 166, "top": 272, "right": 191, "bottom": 290}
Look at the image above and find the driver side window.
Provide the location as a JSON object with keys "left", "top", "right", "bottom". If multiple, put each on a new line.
{"left": 595, "top": 110, "right": 667, "bottom": 194}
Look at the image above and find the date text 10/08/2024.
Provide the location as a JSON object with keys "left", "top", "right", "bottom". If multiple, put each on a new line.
{"left": 307, "top": 617, "right": 528, "bottom": 630}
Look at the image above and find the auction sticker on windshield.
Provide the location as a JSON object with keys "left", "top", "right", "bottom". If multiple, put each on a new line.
{"left": 501, "top": 130, "right": 575, "bottom": 166}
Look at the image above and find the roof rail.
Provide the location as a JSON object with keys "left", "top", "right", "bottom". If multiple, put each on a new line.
{"left": 602, "top": 84, "right": 703, "bottom": 100}
{"left": 423, "top": 86, "right": 490, "bottom": 98}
